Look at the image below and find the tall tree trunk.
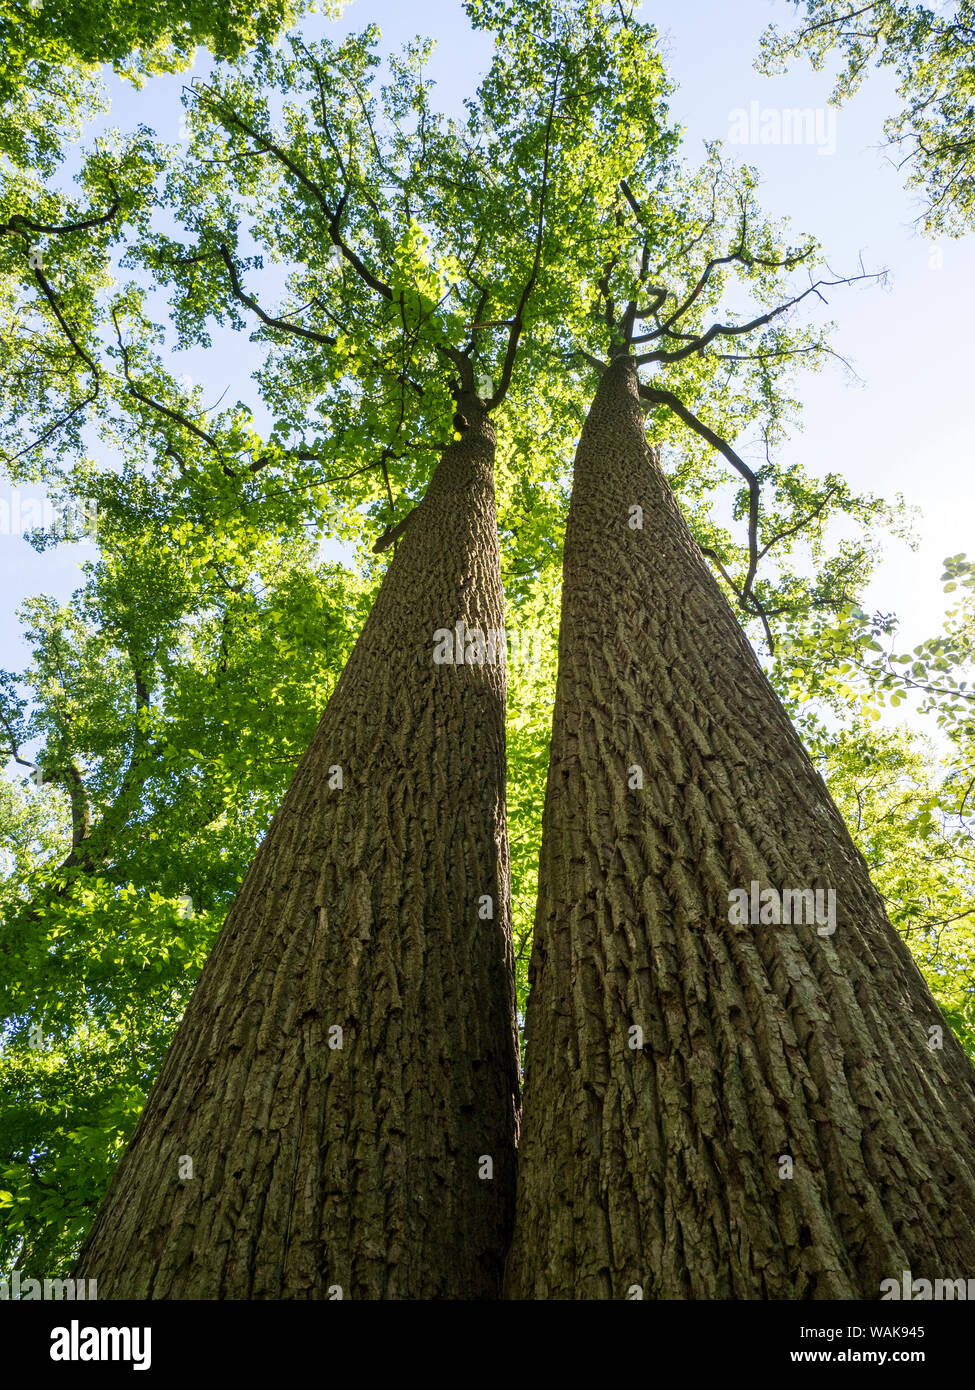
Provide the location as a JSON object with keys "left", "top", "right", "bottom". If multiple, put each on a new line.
{"left": 74, "top": 396, "right": 520, "bottom": 1300}
{"left": 504, "top": 354, "right": 975, "bottom": 1300}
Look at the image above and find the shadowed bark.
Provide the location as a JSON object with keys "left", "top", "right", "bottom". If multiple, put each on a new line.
{"left": 504, "top": 354, "right": 975, "bottom": 1300}
{"left": 75, "top": 394, "right": 520, "bottom": 1300}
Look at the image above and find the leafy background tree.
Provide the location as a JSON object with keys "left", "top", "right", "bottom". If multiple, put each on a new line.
{"left": 761, "top": 0, "right": 975, "bottom": 236}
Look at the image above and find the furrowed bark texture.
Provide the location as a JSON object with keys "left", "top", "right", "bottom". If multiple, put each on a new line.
{"left": 75, "top": 399, "right": 520, "bottom": 1300}
{"left": 504, "top": 354, "right": 975, "bottom": 1300}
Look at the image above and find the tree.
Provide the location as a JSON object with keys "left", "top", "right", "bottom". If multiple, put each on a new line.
{"left": 73, "top": 405, "right": 523, "bottom": 1299}
{"left": 760, "top": 0, "right": 975, "bottom": 236}
{"left": 60, "top": 12, "right": 674, "bottom": 1295}
{"left": 504, "top": 193, "right": 975, "bottom": 1295}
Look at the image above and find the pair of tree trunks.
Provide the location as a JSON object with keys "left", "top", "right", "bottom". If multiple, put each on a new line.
{"left": 75, "top": 394, "right": 521, "bottom": 1300}
{"left": 78, "top": 360, "right": 975, "bottom": 1299}
{"left": 504, "top": 354, "right": 975, "bottom": 1299}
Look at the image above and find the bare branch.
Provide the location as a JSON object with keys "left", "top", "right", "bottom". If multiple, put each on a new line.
{"left": 111, "top": 309, "right": 234, "bottom": 477}
{"left": 217, "top": 245, "right": 336, "bottom": 346}
{"left": 639, "top": 381, "right": 762, "bottom": 601}
{"left": 0, "top": 186, "right": 121, "bottom": 240}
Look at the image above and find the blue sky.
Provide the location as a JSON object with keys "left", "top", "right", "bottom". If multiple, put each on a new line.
{"left": 2, "top": 0, "right": 972, "bottom": 704}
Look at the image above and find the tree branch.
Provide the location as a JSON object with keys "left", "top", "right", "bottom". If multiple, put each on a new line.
{"left": 217, "top": 245, "right": 336, "bottom": 346}
{"left": 485, "top": 62, "right": 562, "bottom": 408}
{"left": 639, "top": 381, "right": 762, "bottom": 602}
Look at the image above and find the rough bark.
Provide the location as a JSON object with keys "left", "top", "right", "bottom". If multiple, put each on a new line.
{"left": 504, "top": 354, "right": 975, "bottom": 1300}
{"left": 75, "top": 396, "right": 520, "bottom": 1300}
